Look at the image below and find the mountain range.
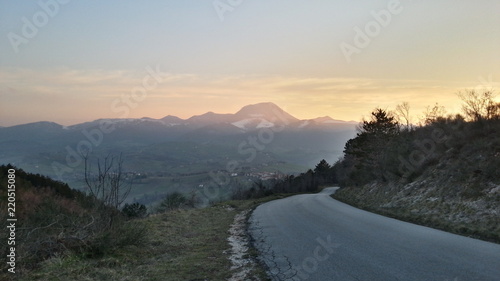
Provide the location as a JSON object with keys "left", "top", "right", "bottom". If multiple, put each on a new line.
{"left": 63, "top": 102, "right": 356, "bottom": 131}
{"left": 0, "top": 102, "right": 357, "bottom": 191}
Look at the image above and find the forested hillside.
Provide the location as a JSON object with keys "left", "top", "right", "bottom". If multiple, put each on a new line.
{"left": 332, "top": 91, "right": 500, "bottom": 242}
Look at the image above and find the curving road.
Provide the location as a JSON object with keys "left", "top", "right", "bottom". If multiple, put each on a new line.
{"left": 249, "top": 187, "right": 500, "bottom": 281}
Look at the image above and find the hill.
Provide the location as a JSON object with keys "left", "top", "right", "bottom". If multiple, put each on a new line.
{"left": 331, "top": 106, "right": 500, "bottom": 243}
{"left": 0, "top": 165, "right": 146, "bottom": 276}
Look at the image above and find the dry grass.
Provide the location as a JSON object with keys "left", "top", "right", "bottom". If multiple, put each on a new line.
{"left": 11, "top": 195, "right": 290, "bottom": 281}
{"left": 333, "top": 185, "right": 500, "bottom": 244}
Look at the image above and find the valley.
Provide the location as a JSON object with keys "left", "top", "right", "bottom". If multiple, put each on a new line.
{"left": 0, "top": 102, "right": 356, "bottom": 207}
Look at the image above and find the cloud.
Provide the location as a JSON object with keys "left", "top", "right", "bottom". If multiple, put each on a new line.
{"left": 0, "top": 68, "right": 492, "bottom": 126}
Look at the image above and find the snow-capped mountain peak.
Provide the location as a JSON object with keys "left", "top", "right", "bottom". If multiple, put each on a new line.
{"left": 233, "top": 102, "right": 299, "bottom": 126}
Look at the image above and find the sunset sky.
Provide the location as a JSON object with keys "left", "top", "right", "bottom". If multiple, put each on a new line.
{"left": 1, "top": 0, "right": 499, "bottom": 127}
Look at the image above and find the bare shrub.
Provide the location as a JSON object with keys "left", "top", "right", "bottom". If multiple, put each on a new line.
{"left": 457, "top": 90, "right": 497, "bottom": 121}
{"left": 395, "top": 101, "right": 412, "bottom": 130}
{"left": 83, "top": 153, "right": 131, "bottom": 209}
{"left": 422, "top": 103, "right": 447, "bottom": 125}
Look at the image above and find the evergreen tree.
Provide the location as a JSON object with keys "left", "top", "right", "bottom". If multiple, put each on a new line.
{"left": 343, "top": 108, "right": 400, "bottom": 184}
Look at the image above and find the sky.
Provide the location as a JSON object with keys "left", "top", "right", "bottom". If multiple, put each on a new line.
{"left": 0, "top": 0, "right": 499, "bottom": 127}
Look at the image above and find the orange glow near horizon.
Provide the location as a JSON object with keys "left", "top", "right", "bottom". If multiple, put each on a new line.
{"left": 1, "top": 68, "right": 491, "bottom": 127}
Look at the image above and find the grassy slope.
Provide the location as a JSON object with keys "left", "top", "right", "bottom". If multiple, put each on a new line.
{"left": 333, "top": 185, "right": 500, "bottom": 244}
{"left": 14, "top": 196, "right": 291, "bottom": 281}
{"left": 332, "top": 119, "right": 500, "bottom": 244}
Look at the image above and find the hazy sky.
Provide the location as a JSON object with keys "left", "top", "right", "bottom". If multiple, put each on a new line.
{"left": 1, "top": 0, "right": 499, "bottom": 126}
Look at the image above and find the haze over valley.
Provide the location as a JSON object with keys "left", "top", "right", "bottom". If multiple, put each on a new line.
{"left": 0, "top": 102, "right": 356, "bottom": 205}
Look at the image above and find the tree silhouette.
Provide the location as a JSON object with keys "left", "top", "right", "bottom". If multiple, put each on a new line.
{"left": 395, "top": 102, "right": 412, "bottom": 130}
{"left": 314, "top": 159, "right": 334, "bottom": 184}
{"left": 343, "top": 108, "right": 400, "bottom": 185}
{"left": 458, "top": 90, "right": 497, "bottom": 121}
{"left": 361, "top": 108, "right": 400, "bottom": 136}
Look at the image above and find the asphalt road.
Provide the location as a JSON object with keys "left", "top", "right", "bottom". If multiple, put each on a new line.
{"left": 249, "top": 187, "right": 500, "bottom": 281}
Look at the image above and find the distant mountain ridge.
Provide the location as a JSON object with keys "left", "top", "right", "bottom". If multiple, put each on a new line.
{"left": 2, "top": 102, "right": 357, "bottom": 131}
{"left": 0, "top": 102, "right": 358, "bottom": 182}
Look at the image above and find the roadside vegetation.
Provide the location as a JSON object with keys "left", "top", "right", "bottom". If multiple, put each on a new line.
{"left": 4, "top": 90, "right": 496, "bottom": 280}
{"left": 8, "top": 197, "right": 281, "bottom": 281}
{"left": 0, "top": 161, "right": 147, "bottom": 280}
{"left": 331, "top": 90, "right": 500, "bottom": 243}
{"left": 0, "top": 157, "right": 328, "bottom": 280}
{"left": 230, "top": 159, "right": 334, "bottom": 200}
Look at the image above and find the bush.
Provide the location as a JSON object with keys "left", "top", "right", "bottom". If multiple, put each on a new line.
{"left": 122, "top": 203, "right": 148, "bottom": 219}
{"left": 157, "top": 192, "right": 193, "bottom": 212}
